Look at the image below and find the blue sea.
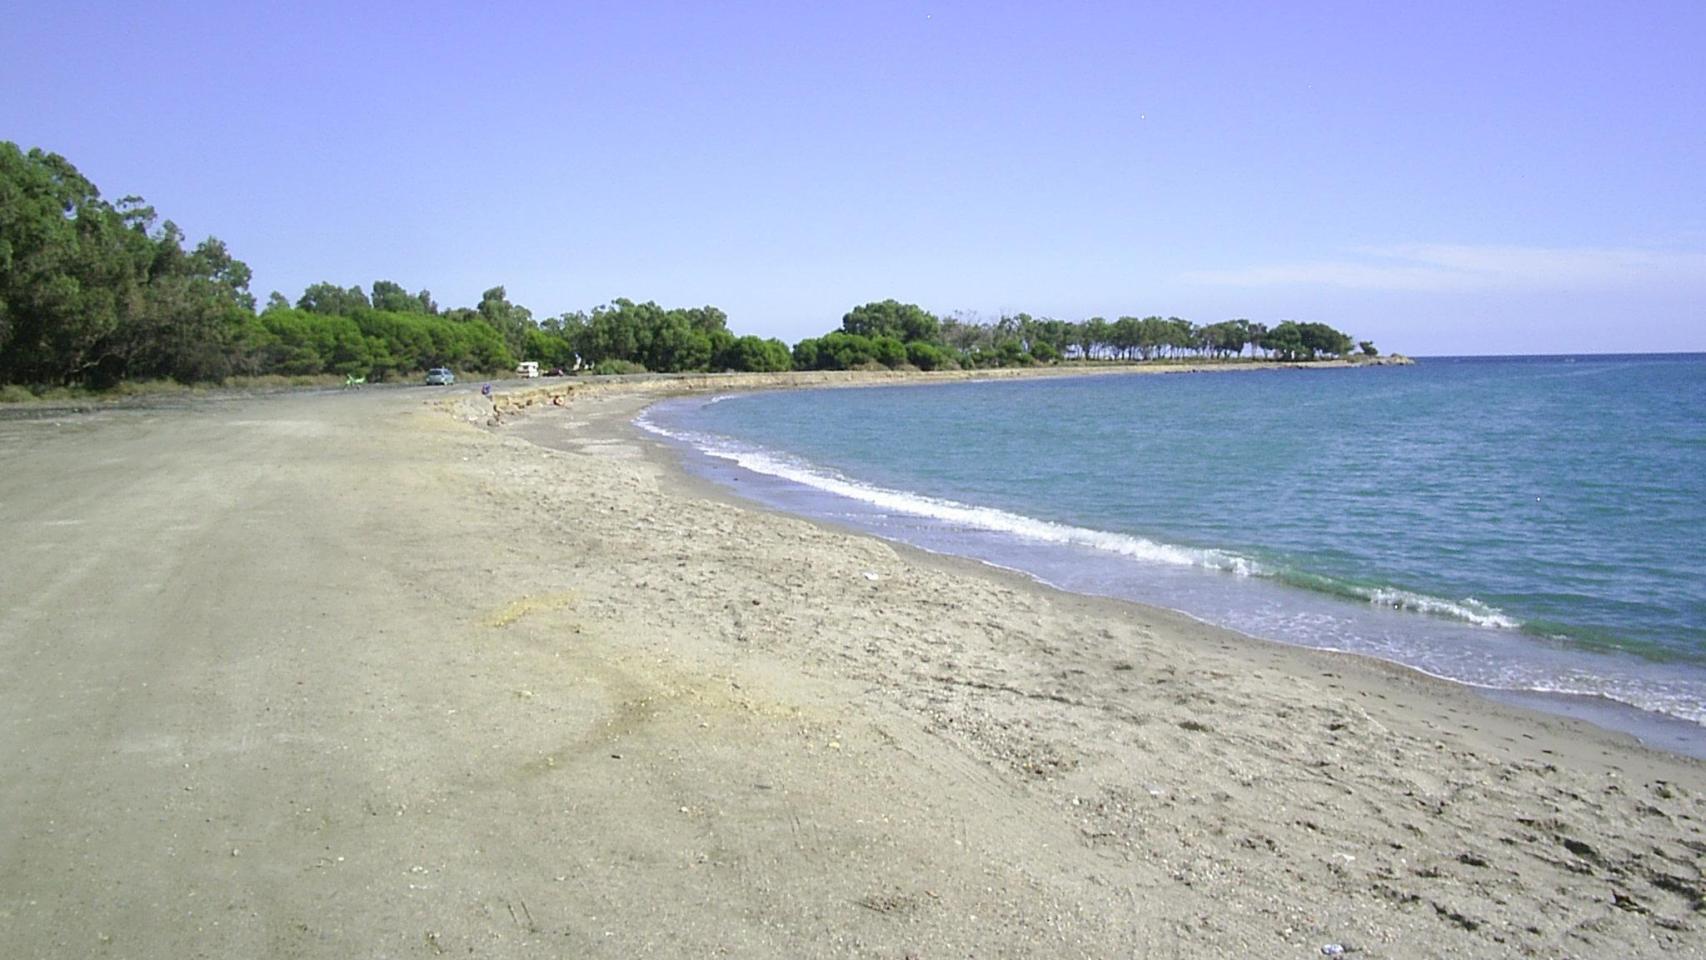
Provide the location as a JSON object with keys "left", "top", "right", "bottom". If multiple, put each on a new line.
{"left": 640, "top": 355, "right": 1706, "bottom": 757}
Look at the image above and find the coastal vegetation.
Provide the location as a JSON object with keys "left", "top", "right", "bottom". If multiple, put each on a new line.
{"left": 789, "top": 303, "right": 1368, "bottom": 371}
{"left": 1, "top": 143, "right": 1380, "bottom": 392}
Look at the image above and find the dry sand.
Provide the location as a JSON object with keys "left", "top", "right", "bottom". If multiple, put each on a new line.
{"left": 1, "top": 375, "right": 1701, "bottom": 958}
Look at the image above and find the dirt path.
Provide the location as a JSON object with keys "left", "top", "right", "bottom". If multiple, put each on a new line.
{"left": 1, "top": 391, "right": 513, "bottom": 955}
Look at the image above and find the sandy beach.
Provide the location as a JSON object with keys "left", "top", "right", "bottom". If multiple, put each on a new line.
{"left": 2, "top": 376, "right": 1701, "bottom": 958}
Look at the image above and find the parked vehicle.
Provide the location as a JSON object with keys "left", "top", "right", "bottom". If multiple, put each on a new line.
{"left": 515, "top": 361, "right": 540, "bottom": 378}
{"left": 425, "top": 367, "right": 456, "bottom": 385}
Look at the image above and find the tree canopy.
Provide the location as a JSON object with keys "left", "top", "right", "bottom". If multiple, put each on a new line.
{"left": 791, "top": 301, "right": 1372, "bottom": 372}
{"left": 0, "top": 143, "right": 801, "bottom": 386}
{"left": 0, "top": 143, "right": 258, "bottom": 385}
{"left": 841, "top": 299, "right": 940, "bottom": 344}
{"left": 1, "top": 142, "right": 1387, "bottom": 389}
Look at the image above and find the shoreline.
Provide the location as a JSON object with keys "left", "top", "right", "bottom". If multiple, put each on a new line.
{"left": 495, "top": 386, "right": 1705, "bottom": 953}
{"left": 512, "top": 388, "right": 1705, "bottom": 772}
{"left": 621, "top": 394, "right": 1698, "bottom": 757}
{"left": 582, "top": 373, "right": 1706, "bottom": 759}
{"left": 665, "top": 406, "right": 1706, "bottom": 758}
{"left": 437, "top": 357, "right": 1404, "bottom": 425}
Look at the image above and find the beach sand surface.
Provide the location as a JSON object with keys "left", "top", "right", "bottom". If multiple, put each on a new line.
{"left": 1, "top": 379, "right": 1700, "bottom": 959}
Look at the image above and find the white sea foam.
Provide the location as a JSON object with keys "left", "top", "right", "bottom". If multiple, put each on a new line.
{"left": 1306, "top": 647, "right": 1706, "bottom": 728}
{"left": 639, "top": 408, "right": 1266, "bottom": 576}
{"left": 636, "top": 403, "right": 1706, "bottom": 738}
{"left": 1515, "top": 683, "right": 1706, "bottom": 728}
{"left": 1359, "top": 587, "right": 1522, "bottom": 630}
{"left": 640, "top": 407, "right": 1533, "bottom": 623}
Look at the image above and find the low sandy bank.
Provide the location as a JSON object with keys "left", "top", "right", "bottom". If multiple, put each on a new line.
{"left": 436, "top": 359, "right": 1390, "bottom": 425}
{"left": 486, "top": 385, "right": 1703, "bottom": 957}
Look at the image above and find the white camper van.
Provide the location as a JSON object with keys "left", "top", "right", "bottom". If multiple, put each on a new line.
{"left": 515, "top": 361, "right": 540, "bottom": 378}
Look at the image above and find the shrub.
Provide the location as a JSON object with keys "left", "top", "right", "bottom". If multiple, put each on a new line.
{"left": 791, "top": 338, "right": 820, "bottom": 370}
{"left": 994, "top": 338, "right": 1033, "bottom": 366}
{"left": 591, "top": 358, "right": 648, "bottom": 375}
{"left": 816, "top": 332, "right": 878, "bottom": 370}
{"left": 109, "top": 380, "right": 198, "bottom": 398}
{"left": 905, "top": 341, "right": 947, "bottom": 371}
{"left": 871, "top": 336, "right": 908, "bottom": 368}
{"left": 716, "top": 335, "right": 793, "bottom": 372}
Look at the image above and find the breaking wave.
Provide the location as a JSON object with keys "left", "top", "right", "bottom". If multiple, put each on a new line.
{"left": 638, "top": 406, "right": 1522, "bottom": 632}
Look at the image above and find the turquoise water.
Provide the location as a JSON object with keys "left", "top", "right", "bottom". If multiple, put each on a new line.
{"left": 641, "top": 355, "right": 1706, "bottom": 755}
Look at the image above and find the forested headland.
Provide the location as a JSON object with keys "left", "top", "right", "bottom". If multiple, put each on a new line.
{"left": 1, "top": 143, "right": 1387, "bottom": 394}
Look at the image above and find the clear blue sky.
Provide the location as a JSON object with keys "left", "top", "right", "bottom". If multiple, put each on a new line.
{"left": 5, "top": 1, "right": 1702, "bottom": 354}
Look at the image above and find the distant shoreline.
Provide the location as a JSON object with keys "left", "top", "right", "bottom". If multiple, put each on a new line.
{"left": 448, "top": 356, "right": 1412, "bottom": 424}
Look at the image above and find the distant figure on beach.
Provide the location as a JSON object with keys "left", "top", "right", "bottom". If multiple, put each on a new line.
{"left": 481, "top": 383, "right": 492, "bottom": 397}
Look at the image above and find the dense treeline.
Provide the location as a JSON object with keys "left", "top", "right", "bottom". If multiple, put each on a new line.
{"left": 790, "top": 300, "right": 1375, "bottom": 371}
{"left": 2, "top": 143, "right": 1380, "bottom": 389}
{"left": 0, "top": 143, "right": 261, "bottom": 386}
{"left": 0, "top": 144, "right": 796, "bottom": 386}
{"left": 528, "top": 299, "right": 792, "bottom": 375}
